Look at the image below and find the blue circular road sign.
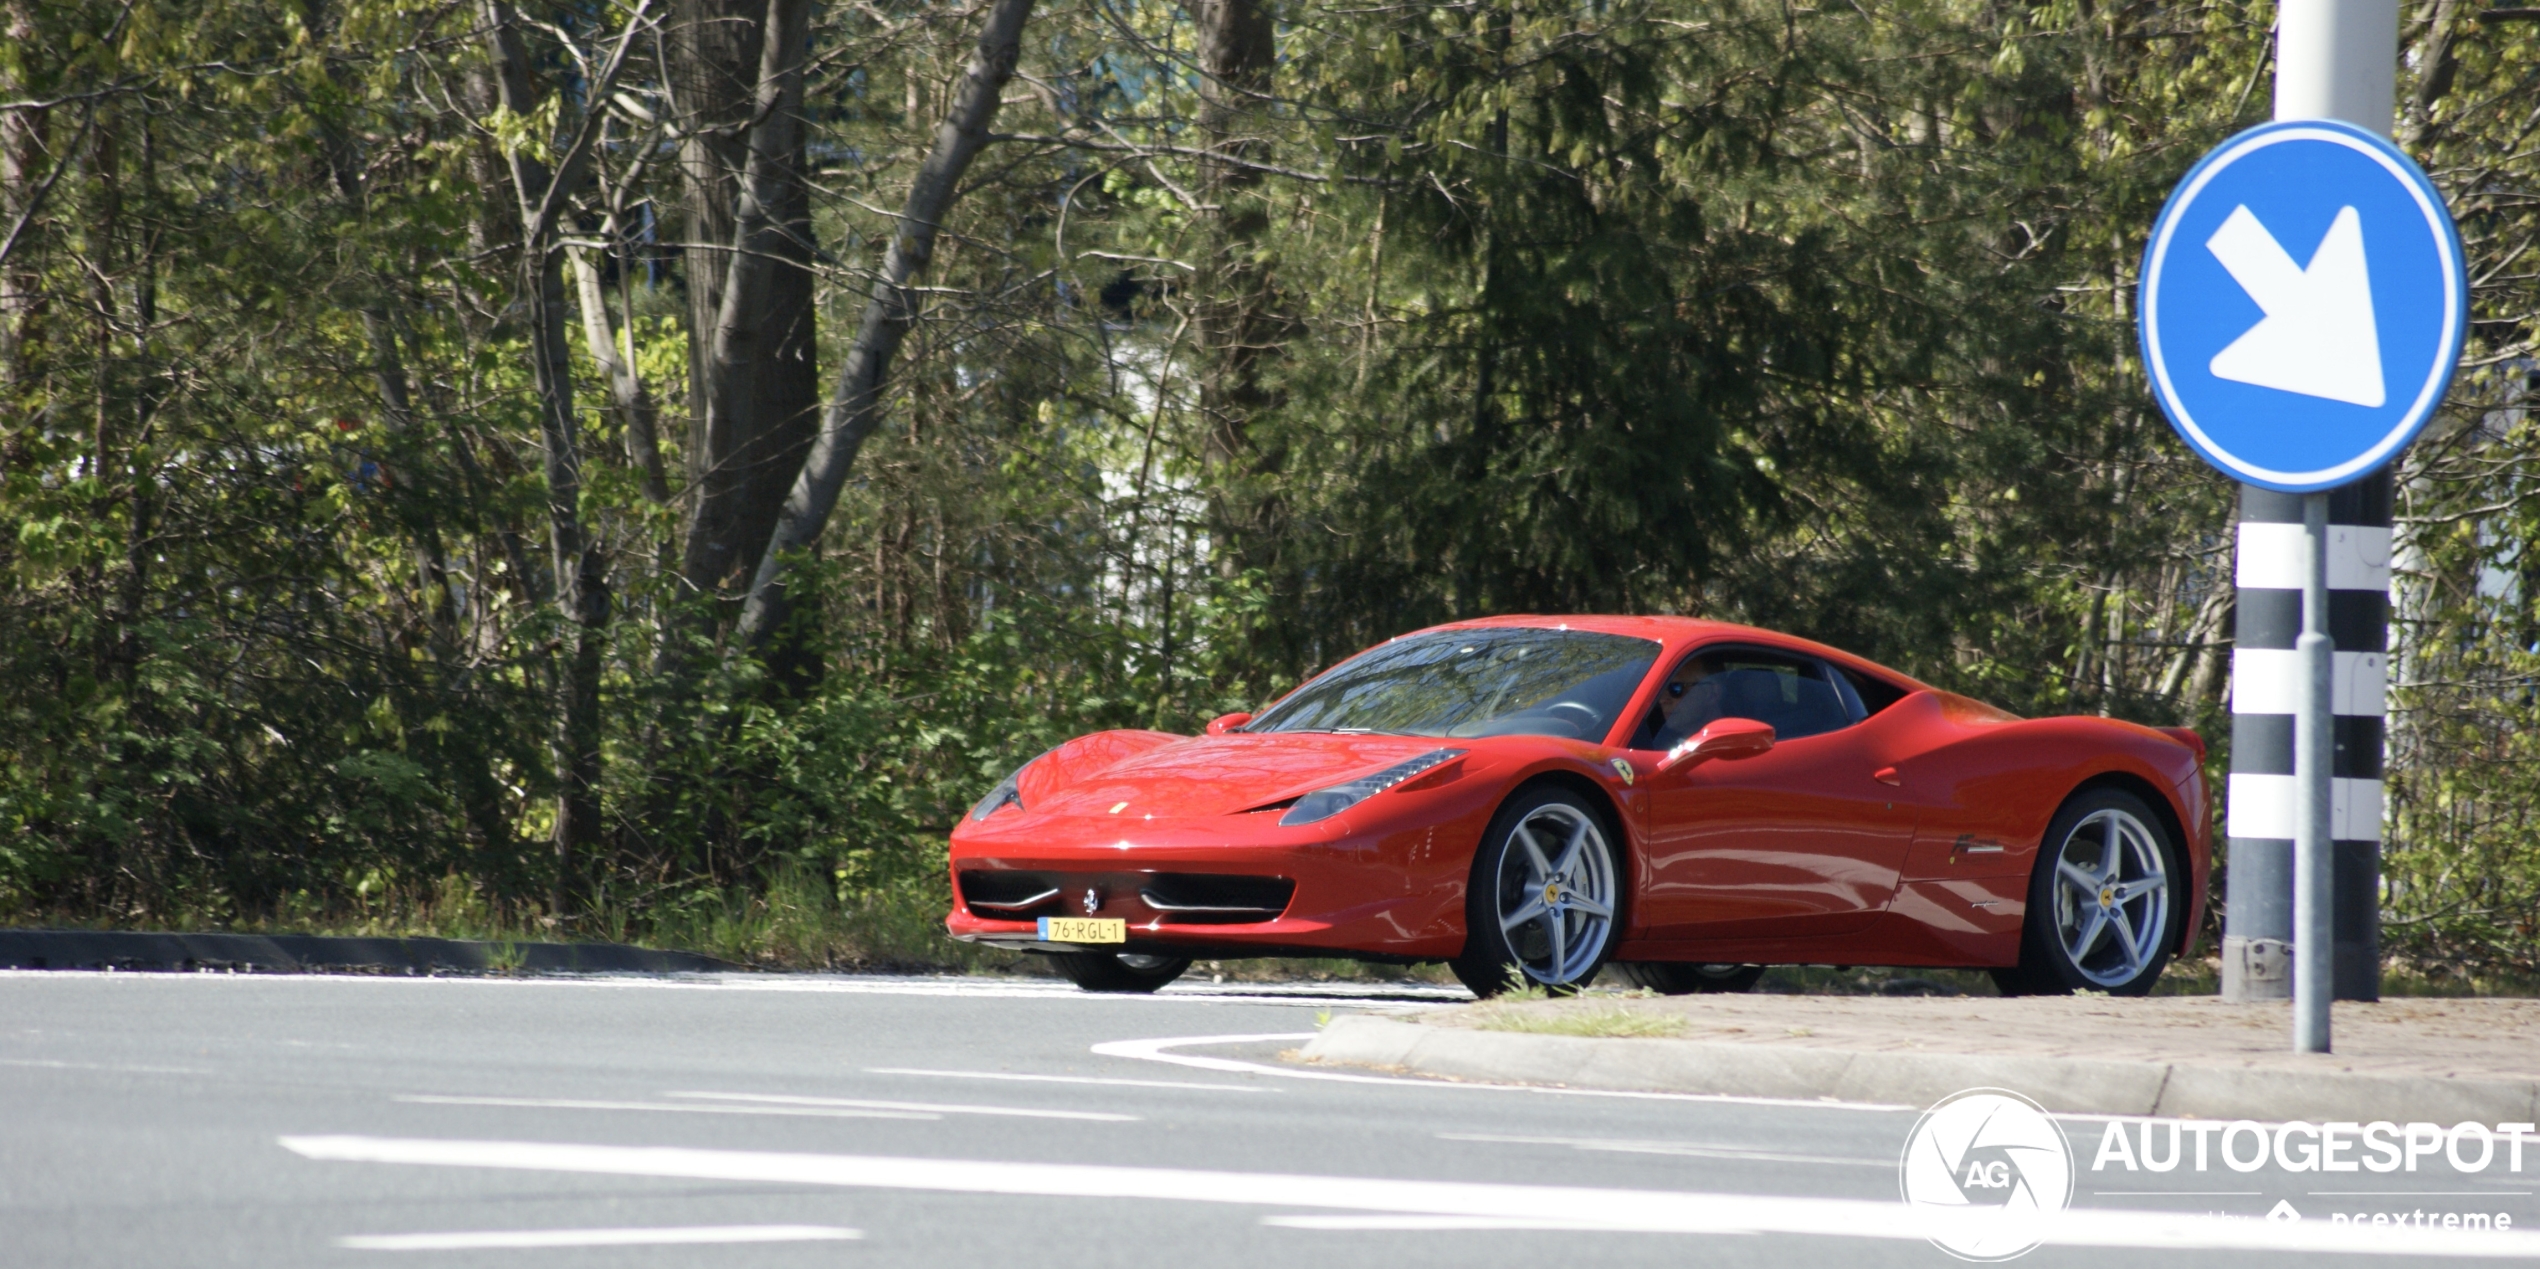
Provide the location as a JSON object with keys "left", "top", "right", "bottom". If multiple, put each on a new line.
{"left": 2138, "top": 119, "right": 2466, "bottom": 492}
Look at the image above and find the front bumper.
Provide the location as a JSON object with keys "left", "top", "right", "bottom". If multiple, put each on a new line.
{"left": 945, "top": 814, "right": 1473, "bottom": 960}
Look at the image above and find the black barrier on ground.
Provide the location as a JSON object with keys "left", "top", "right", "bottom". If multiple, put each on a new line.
{"left": 0, "top": 928, "right": 739, "bottom": 975}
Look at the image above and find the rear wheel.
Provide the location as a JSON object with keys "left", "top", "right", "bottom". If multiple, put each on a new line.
{"left": 1451, "top": 786, "right": 1623, "bottom": 998}
{"left": 1045, "top": 951, "right": 1192, "bottom": 993}
{"left": 1608, "top": 962, "right": 1766, "bottom": 995}
{"left": 1996, "top": 788, "right": 2180, "bottom": 997}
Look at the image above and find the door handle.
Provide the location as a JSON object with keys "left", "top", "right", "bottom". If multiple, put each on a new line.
{"left": 1873, "top": 766, "right": 1901, "bottom": 787}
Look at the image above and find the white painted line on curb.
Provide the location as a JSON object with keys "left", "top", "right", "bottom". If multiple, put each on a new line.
{"left": 279, "top": 1135, "right": 2540, "bottom": 1257}
{"left": 866, "top": 1067, "right": 1275, "bottom": 1093}
{"left": 393, "top": 1095, "right": 935, "bottom": 1121}
{"left": 663, "top": 1091, "right": 1138, "bottom": 1122}
{"left": 338, "top": 1224, "right": 861, "bottom": 1250}
{"left": 1093, "top": 1034, "right": 1915, "bottom": 1111}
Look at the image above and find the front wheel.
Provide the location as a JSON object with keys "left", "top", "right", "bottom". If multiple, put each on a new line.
{"left": 1045, "top": 951, "right": 1191, "bottom": 993}
{"left": 1608, "top": 962, "right": 1765, "bottom": 995}
{"left": 1451, "top": 786, "right": 1623, "bottom": 998}
{"left": 1997, "top": 788, "right": 2180, "bottom": 997}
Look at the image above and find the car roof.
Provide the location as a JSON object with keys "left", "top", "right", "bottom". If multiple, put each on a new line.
{"left": 1412, "top": 614, "right": 1940, "bottom": 695}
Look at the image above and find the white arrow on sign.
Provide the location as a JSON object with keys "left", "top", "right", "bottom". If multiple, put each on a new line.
{"left": 2203, "top": 204, "right": 2385, "bottom": 408}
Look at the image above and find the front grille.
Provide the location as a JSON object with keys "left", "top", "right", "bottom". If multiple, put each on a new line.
{"left": 1138, "top": 873, "right": 1295, "bottom": 925}
{"left": 958, "top": 870, "right": 1063, "bottom": 917}
{"left": 960, "top": 869, "right": 1294, "bottom": 925}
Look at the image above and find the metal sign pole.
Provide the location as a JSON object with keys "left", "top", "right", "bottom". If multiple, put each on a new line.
{"left": 2261, "top": 0, "right": 2399, "bottom": 1052}
{"left": 2294, "top": 493, "right": 2335, "bottom": 1052}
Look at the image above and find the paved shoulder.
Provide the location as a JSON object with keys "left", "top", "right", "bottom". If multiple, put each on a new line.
{"left": 1301, "top": 996, "right": 2540, "bottom": 1123}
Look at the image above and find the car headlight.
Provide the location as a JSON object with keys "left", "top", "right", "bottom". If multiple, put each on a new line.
{"left": 969, "top": 751, "right": 1049, "bottom": 822}
{"left": 1278, "top": 749, "right": 1466, "bottom": 826}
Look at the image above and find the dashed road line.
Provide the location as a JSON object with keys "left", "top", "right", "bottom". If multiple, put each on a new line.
{"left": 1438, "top": 1131, "right": 1891, "bottom": 1167}
{"left": 392, "top": 1094, "right": 934, "bottom": 1121}
{"left": 865, "top": 1066, "right": 1275, "bottom": 1093}
{"left": 664, "top": 1091, "right": 1138, "bottom": 1122}
{"left": 338, "top": 1224, "right": 861, "bottom": 1250}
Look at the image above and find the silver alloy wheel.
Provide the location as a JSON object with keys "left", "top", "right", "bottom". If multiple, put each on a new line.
{"left": 1492, "top": 801, "right": 1618, "bottom": 986}
{"left": 2050, "top": 806, "right": 2172, "bottom": 988}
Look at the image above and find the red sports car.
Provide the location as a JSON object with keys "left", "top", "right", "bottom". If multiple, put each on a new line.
{"left": 946, "top": 616, "right": 2209, "bottom": 998}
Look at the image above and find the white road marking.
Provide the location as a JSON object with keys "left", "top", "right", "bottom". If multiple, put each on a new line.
{"left": 338, "top": 1224, "right": 860, "bottom": 1250}
{"left": 392, "top": 1095, "right": 934, "bottom": 1121}
{"left": 866, "top": 1067, "right": 1274, "bottom": 1094}
{"left": 663, "top": 1091, "right": 1137, "bottom": 1122}
{"left": 0, "top": 1057, "right": 212, "bottom": 1075}
{"left": 1090, "top": 1034, "right": 1914, "bottom": 1111}
{"left": 1263, "top": 1214, "right": 1599, "bottom": 1231}
{"left": 279, "top": 1135, "right": 2540, "bottom": 1257}
{"left": 1439, "top": 1132, "right": 1891, "bottom": 1168}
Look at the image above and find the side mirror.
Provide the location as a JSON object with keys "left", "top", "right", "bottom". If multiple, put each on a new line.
{"left": 1205, "top": 712, "right": 1254, "bottom": 736}
{"left": 1655, "top": 717, "right": 1775, "bottom": 772}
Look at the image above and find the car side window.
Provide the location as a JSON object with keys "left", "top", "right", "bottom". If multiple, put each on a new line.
{"left": 1633, "top": 648, "right": 1860, "bottom": 750}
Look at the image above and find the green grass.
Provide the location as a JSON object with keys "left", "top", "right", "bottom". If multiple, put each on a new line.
{"left": 1465, "top": 1000, "right": 1689, "bottom": 1038}
{"left": 2366, "top": 964, "right": 2540, "bottom": 997}
{"left": 622, "top": 870, "right": 1031, "bottom": 973}
{"left": 0, "top": 869, "right": 1463, "bottom": 982}
{"left": 0, "top": 868, "right": 1031, "bottom": 974}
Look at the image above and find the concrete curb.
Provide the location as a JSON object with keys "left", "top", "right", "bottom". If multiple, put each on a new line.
{"left": 1301, "top": 1014, "right": 2540, "bottom": 1124}
{"left": 0, "top": 928, "right": 740, "bottom": 976}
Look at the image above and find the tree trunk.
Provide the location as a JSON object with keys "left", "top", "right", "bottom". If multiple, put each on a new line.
{"left": 1183, "top": 0, "right": 1283, "bottom": 575}
{"left": 480, "top": 0, "right": 630, "bottom": 919}
{"left": 672, "top": 0, "right": 819, "bottom": 606}
{"left": 569, "top": 242, "right": 671, "bottom": 504}
{"left": 732, "top": 0, "right": 1035, "bottom": 651}
{"left": 0, "top": 0, "right": 47, "bottom": 386}
{"left": 2399, "top": 0, "right": 2463, "bottom": 148}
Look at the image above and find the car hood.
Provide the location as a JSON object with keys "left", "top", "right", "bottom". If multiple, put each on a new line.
{"left": 1021, "top": 732, "right": 1459, "bottom": 818}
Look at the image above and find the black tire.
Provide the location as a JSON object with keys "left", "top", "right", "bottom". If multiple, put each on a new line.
{"left": 1045, "top": 951, "right": 1192, "bottom": 993}
{"left": 1998, "top": 787, "right": 2182, "bottom": 997}
{"left": 1608, "top": 962, "right": 1766, "bottom": 995}
{"left": 1451, "top": 785, "right": 1625, "bottom": 998}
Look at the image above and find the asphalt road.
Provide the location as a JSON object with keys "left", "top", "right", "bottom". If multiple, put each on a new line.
{"left": 1, "top": 969, "right": 2530, "bottom": 1268}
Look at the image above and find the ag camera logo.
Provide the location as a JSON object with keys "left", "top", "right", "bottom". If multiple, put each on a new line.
{"left": 1899, "top": 1089, "right": 2074, "bottom": 1261}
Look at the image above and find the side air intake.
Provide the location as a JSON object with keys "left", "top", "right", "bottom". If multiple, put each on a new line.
{"left": 958, "top": 871, "right": 1063, "bottom": 917}
{"left": 1137, "top": 874, "right": 1295, "bottom": 925}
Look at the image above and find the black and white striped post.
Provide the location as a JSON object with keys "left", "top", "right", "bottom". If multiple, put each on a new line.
{"left": 2222, "top": 473, "right": 2389, "bottom": 1004}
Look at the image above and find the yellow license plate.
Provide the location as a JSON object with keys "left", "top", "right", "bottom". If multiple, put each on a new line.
{"left": 1038, "top": 917, "right": 1126, "bottom": 944}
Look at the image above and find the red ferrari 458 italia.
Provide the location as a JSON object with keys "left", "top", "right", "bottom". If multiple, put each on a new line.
{"left": 946, "top": 615, "right": 2209, "bottom": 998}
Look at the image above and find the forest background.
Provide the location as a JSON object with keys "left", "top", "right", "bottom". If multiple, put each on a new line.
{"left": 3, "top": 0, "right": 2535, "bottom": 979}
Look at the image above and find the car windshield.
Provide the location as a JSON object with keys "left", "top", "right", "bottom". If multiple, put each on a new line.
{"left": 1248, "top": 628, "right": 1660, "bottom": 742}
